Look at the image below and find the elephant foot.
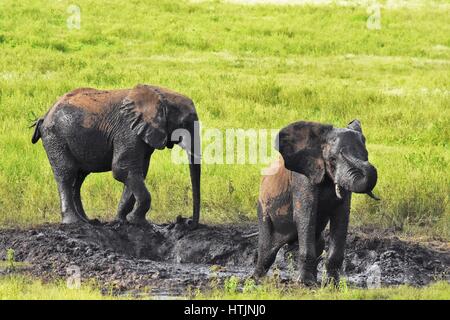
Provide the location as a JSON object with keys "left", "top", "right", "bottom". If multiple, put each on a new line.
{"left": 297, "top": 271, "right": 318, "bottom": 288}
{"left": 324, "top": 270, "right": 341, "bottom": 288}
{"left": 251, "top": 270, "right": 265, "bottom": 282}
{"left": 126, "top": 213, "right": 150, "bottom": 227}
{"left": 61, "top": 212, "right": 87, "bottom": 225}
{"left": 297, "top": 278, "right": 318, "bottom": 288}
{"left": 114, "top": 215, "right": 128, "bottom": 224}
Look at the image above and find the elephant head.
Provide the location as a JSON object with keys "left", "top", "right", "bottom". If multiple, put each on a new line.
{"left": 122, "top": 84, "right": 201, "bottom": 227}
{"left": 276, "top": 120, "right": 379, "bottom": 200}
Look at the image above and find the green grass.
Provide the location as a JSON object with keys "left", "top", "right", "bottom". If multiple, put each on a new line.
{"left": 194, "top": 277, "right": 450, "bottom": 300}
{"left": 0, "top": 275, "right": 116, "bottom": 300}
{"left": 0, "top": 0, "right": 448, "bottom": 238}
{"left": 1, "top": 274, "right": 448, "bottom": 300}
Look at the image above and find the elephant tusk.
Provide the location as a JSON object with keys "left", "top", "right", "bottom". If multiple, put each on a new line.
{"left": 184, "top": 148, "right": 202, "bottom": 162}
{"left": 335, "top": 184, "right": 343, "bottom": 199}
{"left": 178, "top": 141, "right": 201, "bottom": 161}
{"left": 366, "top": 191, "right": 381, "bottom": 201}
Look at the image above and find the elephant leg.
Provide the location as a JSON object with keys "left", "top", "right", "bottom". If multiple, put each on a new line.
{"left": 292, "top": 180, "right": 318, "bottom": 286}
{"left": 254, "top": 234, "right": 286, "bottom": 279}
{"left": 326, "top": 197, "right": 351, "bottom": 286}
{"left": 254, "top": 203, "right": 274, "bottom": 278}
{"left": 73, "top": 171, "right": 89, "bottom": 221}
{"left": 116, "top": 186, "right": 135, "bottom": 222}
{"left": 55, "top": 172, "right": 87, "bottom": 224}
{"left": 313, "top": 213, "right": 329, "bottom": 280}
{"left": 116, "top": 156, "right": 150, "bottom": 221}
{"left": 254, "top": 233, "right": 293, "bottom": 279}
{"left": 44, "top": 138, "right": 86, "bottom": 224}
{"left": 313, "top": 232, "right": 325, "bottom": 280}
{"left": 112, "top": 145, "right": 152, "bottom": 226}
{"left": 254, "top": 229, "right": 273, "bottom": 277}
{"left": 254, "top": 204, "right": 293, "bottom": 278}
{"left": 123, "top": 174, "right": 151, "bottom": 225}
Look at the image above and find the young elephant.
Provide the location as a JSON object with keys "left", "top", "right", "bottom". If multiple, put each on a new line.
{"left": 32, "top": 84, "right": 201, "bottom": 228}
{"left": 254, "top": 120, "right": 379, "bottom": 285}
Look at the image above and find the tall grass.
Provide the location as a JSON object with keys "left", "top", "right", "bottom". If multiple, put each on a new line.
{"left": 194, "top": 276, "right": 450, "bottom": 300}
{"left": 0, "top": 0, "right": 448, "bottom": 237}
{"left": 0, "top": 275, "right": 115, "bottom": 300}
{"left": 2, "top": 274, "right": 447, "bottom": 300}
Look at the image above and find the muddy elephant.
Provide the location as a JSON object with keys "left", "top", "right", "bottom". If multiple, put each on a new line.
{"left": 254, "top": 120, "right": 379, "bottom": 285}
{"left": 32, "top": 84, "right": 201, "bottom": 228}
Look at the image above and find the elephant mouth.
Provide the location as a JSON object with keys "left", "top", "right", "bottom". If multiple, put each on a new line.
{"left": 335, "top": 151, "right": 380, "bottom": 201}
{"left": 335, "top": 183, "right": 380, "bottom": 201}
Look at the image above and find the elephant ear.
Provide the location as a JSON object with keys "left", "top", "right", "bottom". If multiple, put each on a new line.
{"left": 275, "top": 121, "right": 332, "bottom": 184}
{"left": 347, "top": 119, "right": 362, "bottom": 133}
{"left": 120, "top": 84, "right": 168, "bottom": 149}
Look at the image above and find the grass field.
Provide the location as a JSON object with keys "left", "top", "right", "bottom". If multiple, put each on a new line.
{"left": 0, "top": 275, "right": 115, "bottom": 300}
{"left": 194, "top": 277, "right": 450, "bottom": 300}
{"left": 0, "top": 0, "right": 448, "bottom": 238}
{"left": 1, "top": 274, "right": 448, "bottom": 300}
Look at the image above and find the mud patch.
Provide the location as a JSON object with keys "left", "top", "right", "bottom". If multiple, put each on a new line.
{"left": 0, "top": 222, "right": 448, "bottom": 296}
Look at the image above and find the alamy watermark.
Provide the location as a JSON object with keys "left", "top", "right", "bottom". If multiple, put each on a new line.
{"left": 367, "top": 1, "right": 381, "bottom": 30}
{"left": 67, "top": 4, "right": 81, "bottom": 30}
{"left": 170, "top": 121, "right": 281, "bottom": 175}
{"left": 366, "top": 263, "right": 382, "bottom": 288}
{"left": 66, "top": 265, "right": 81, "bottom": 289}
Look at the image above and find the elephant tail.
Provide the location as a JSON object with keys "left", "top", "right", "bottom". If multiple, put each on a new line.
{"left": 31, "top": 117, "right": 44, "bottom": 144}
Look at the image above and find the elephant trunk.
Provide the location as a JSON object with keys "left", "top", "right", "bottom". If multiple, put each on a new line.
{"left": 340, "top": 151, "right": 378, "bottom": 194}
{"left": 189, "top": 159, "right": 201, "bottom": 228}
{"left": 187, "top": 128, "right": 201, "bottom": 228}
{"left": 175, "top": 125, "right": 201, "bottom": 228}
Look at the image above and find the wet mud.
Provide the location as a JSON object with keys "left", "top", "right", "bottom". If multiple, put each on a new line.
{"left": 0, "top": 221, "right": 448, "bottom": 296}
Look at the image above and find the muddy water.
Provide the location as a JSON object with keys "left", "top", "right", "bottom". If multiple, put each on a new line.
{"left": 0, "top": 220, "right": 448, "bottom": 296}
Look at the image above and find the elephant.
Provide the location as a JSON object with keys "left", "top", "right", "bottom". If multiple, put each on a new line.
{"left": 254, "top": 120, "right": 379, "bottom": 286}
{"left": 31, "top": 84, "right": 201, "bottom": 228}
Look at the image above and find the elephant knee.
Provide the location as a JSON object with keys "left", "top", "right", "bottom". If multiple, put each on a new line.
{"left": 112, "top": 167, "right": 128, "bottom": 183}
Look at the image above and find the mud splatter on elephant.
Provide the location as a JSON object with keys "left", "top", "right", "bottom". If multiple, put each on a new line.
{"left": 32, "top": 84, "right": 201, "bottom": 228}
{"left": 255, "top": 120, "right": 379, "bottom": 286}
